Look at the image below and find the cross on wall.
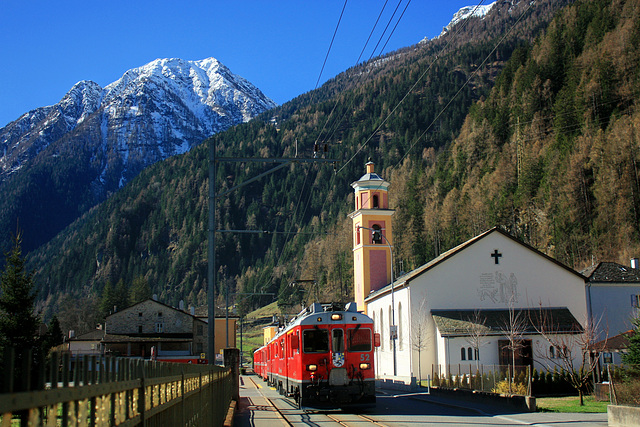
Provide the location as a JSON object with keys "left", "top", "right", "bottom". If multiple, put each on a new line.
{"left": 491, "top": 249, "right": 502, "bottom": 264}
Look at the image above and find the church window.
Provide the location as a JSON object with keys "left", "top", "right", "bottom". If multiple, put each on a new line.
{"left": 372, "top": 224, "right": 383, "bottom": 244}
{"left": 398, "top": 303, "right": 403, "bottom": 350}
{"left": 475, "top": 348, "right": 479, "bottom": 360}
{"left": 468, "top": 347, "right": 473, "bottom": 361}
{"left": 373, "top": 194, "right": 379, "bottom": 208}
{"left": 461, "top": 347, "right": 466, "bottom": 360}
{"left": 355, "top": 226, "right": 361, "bottom": 245}
{"left": 549, "top": 346, "right": 555, "bottom": 358}
{"left": 380, "top": 309, "right": 384, "bottom": 350}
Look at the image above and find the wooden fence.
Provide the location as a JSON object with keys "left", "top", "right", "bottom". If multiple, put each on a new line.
{"left": 0, "top": 349, "right": 233, "bottom": 426}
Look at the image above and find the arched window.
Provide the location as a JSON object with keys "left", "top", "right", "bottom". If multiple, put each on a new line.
{"left": 398, "top": 302, "right": 403, "bottom": 351}
{"left": 380, "top": 309, "right": 384, "bottom": 350}
{"left": 461, "top": 347, "right": 466, "bottom": 360}
{"left": 373, "top": 194, "right": 379, "bottom": 208}
{"left": 468, "top": 347, "right": 473, "bottom": 361}
{"left": 475, "top": 348, "right": 480, "bottom": 360}
{"left": 549, "top": 346, "right": 555, "bottom": 358}
{"left": 372, "top": 224, "right": 383, "bottom": 244}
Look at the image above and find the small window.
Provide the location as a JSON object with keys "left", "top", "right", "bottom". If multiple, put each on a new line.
{"left": 550, "top": 346, "right": 555, "bottom": 358}
{"left": 475, "top": 348, "right": 479, "bottom": 360}
{"left": 461, "top": 347, "right": 466, "bottom": 360}
{"left": 139, "top": 312, "right": 143, "bottom": 317}
{"left": 158, "top": 312, "right": 163, "bottom": 317}
{"left": 155, "top": 322, "right": 164, "bottom": 333}
{"left": 332, "top": 329, "right": 344, "bottom": 353}
{"left": 196, "top": 342, "right": 203, "bottom": 353}
{"left": 355, "top": 226, "right": 361, "bottom": 245}
{"left": 468, "top": 347, "right": 473, "bottom": 361}
{"left": 373, "top": 194, "right": 379, "bottom": 208}
{"left": 197, "top": 325, "right": 204, "bottom": 336}
{"left": 138, "top": 325, "right": 143, "bottom": 334}
{"left": 632, "top": 294, "right": 640, "bottom": 307}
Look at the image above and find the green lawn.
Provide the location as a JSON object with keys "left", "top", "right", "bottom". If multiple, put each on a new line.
{"left": 536, "top": 396, "right": 609, "bottom": 413}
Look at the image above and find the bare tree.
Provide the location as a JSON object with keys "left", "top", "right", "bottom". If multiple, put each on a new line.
{"left": 531, "top": 303, "right": 607, "bottom": 405}
{"left": 499, "top": 295, "right": 527, "bottom": 393}
{"left": 411, "top": 296, "right": 430, "bottom": 387}
{"left": 464, "top": 309, "right": 489, "bottom": 370}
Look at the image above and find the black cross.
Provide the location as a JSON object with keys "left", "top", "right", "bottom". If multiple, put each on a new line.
{"left": 491, "top": 249, "right": 502, "bottom": 264}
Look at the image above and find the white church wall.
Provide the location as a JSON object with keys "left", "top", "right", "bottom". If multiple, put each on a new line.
{"left": 408, "top": 232, "right": 587, "bottom": 322}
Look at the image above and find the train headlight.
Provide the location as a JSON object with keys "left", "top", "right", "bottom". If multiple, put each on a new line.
{"left": 307, "top": 364, "right": 318, "bottom": 371}
{"left": 331, "top": 314, "right": 342, "bottom": 320}
{"left": 359, "top": 363, "right": 371, "bottom": 370}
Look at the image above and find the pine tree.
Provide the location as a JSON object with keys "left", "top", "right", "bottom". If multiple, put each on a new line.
{"left": 42, "top": 315, "right": 64, "bottom": 354}
{"left": 622, "top": 316, "right": 640, "bottom": 367}
{"left": 0, "top": 231, "right": 40, "bottom": 352}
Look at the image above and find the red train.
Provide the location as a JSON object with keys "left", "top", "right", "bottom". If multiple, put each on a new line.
{"left": 254, "top": 302, "right": 379, "bottom": 409}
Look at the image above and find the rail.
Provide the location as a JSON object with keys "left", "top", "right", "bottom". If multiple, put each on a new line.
{"left": 0, "top": 348, "right": 233, "bottom": 426}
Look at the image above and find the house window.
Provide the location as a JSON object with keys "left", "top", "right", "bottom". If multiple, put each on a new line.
{"left": 138, "top": 325, "right": 143, "bottom": 334}
{"left": 549, "top": 346, "right": 555, "bottom": 358}
{"left": 139, "top": 312, "right": 143, "bottom": 317}
{"left": 632, "top": 294, "right": 640, "bottom": 307}
{"left": 158, "top": 312, "right": 163, "bottom": 317}
{"left": 461, "top": 347, "right": 466, "bottom": 360}
{"left": 468, "top": 347, "right": 473, "bottom": 361}
{"left": 155, "top": 322, "right": 164, "bottom": 333}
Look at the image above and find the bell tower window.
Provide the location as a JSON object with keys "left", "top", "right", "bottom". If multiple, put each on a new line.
{"left": 372, "top": 224, "right": 383, "bottom": 244}
{"left": 373, "top": 194, "right": 379, "bottom": 208}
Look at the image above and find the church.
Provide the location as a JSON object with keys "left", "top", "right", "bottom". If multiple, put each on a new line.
{"left": 349, "top": 162, "right": 589, "bottom": 386}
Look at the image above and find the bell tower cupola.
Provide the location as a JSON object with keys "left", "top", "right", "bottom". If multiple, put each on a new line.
{"left": 349, "top": 161, "right": 394, "bottom": 313}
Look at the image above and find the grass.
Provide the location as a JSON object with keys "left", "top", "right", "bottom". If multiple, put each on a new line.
{"left": 536, "top": 396, "right": 609, "bottom": 413}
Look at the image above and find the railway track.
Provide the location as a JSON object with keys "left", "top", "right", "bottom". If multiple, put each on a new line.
{"left": 248, "top": 375, "right": 389, "bottom": 427}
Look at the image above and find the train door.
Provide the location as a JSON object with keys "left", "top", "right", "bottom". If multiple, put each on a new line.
{"left": 330, "top": 327, "right": 348, "bottom": 386}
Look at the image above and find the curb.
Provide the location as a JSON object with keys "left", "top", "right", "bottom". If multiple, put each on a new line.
{"left": 224, "top": 399, "right": 237, "bottom": 427}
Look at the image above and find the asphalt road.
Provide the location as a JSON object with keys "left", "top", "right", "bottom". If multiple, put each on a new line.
{"left": 234, "top": 375, "right": 608, "bottom": 427}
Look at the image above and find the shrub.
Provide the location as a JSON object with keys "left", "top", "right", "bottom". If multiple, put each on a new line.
{"left": 492, "top": 380, "right": 528, "bottom": 395}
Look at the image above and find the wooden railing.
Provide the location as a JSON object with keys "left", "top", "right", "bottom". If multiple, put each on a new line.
{"left": 0, "top": 349, "right": 233, "bottom": 426}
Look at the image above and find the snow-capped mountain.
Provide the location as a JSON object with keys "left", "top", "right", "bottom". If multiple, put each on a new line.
{"left": 440, "top": 1, "right": 497, "bottom": 36}
{"left": 0, "top": 57, "right": 276, "bottom": 253}
{"left": 0, "top": 57, "right": 276, "bottom": 184}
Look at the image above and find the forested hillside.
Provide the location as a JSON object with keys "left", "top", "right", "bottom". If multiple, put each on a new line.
{"left": 26, "top": 0, "right": 589, "bottom": 329}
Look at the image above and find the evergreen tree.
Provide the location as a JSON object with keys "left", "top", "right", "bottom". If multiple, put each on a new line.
{"left": 42, "top": 315, "right": 64, "bottom": 353}
{"left": 129, "top": 276, "right": 152, "bottom": 306}
{"left": 622, "top": 316, "right": 640, "bottom": 367}
{"left": 0, "top": 231, "right": 40, "bottom": 352}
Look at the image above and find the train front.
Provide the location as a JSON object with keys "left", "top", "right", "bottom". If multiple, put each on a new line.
{"left": 295, "top": 302, "right": 378, "bottom": 409}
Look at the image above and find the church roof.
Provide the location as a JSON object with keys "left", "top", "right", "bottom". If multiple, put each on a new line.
{"left": 366, "top": 227, "right": 585, "bottom": 302}
{"left": 432, "top": 308, "right": 582, "bottom": 337}
{"left": 581, "top": 262, "right": 640, "bottom": 283}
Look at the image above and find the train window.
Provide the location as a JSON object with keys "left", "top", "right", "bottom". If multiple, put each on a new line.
{"left": 332, "top": 329, "right": 344, "bottom": 353}
{"left": 347, "top": 328, "right": 372, "bottom": 352}
{"left": 303, "top": 329, "right": 329, "bottom": 353}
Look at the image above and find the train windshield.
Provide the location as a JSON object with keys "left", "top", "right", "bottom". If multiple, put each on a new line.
{"left": 303, "top": 329, "right": 329, "bottom": 353}
{"left": 347, "top": 327, "right": 372, "bottom": 352}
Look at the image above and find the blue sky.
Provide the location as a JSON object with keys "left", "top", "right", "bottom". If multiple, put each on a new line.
{"left": 0, "top": 1, "right": 481, "bottom": 128}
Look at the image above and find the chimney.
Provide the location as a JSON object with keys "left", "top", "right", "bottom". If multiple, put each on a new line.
{"left": 631, "top": 258, "right": 639, "bottom": 269}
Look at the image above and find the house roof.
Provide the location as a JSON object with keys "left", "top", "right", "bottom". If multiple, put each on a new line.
{"left": 431, "top": 308, "right": 583, "bottom": 337}
{"left": 581, "top": 262, "right": 640, "bottom": 283}
{"left": 366, "top": 227, "right": 585, "bottom": 302}
{"left": 69, "top": 329, "right": 106, "bottom": 341}
{"left": 593, "top": 330, "right": 633, "bottom": 351}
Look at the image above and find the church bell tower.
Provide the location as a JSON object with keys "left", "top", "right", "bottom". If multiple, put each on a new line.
{"left": 349, "top": 161, "right": 394, "bottom": 314}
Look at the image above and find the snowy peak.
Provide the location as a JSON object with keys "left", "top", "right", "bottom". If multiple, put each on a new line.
{"left": 440, "top": 2, "right": 497, "bottom": 36}
{"left": 0, "top": 57, "right": 276, "bottom": 182}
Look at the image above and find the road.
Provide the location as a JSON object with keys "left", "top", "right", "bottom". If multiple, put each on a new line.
{"left": 234, "top": 375, "right": 608, "bottom": 427}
